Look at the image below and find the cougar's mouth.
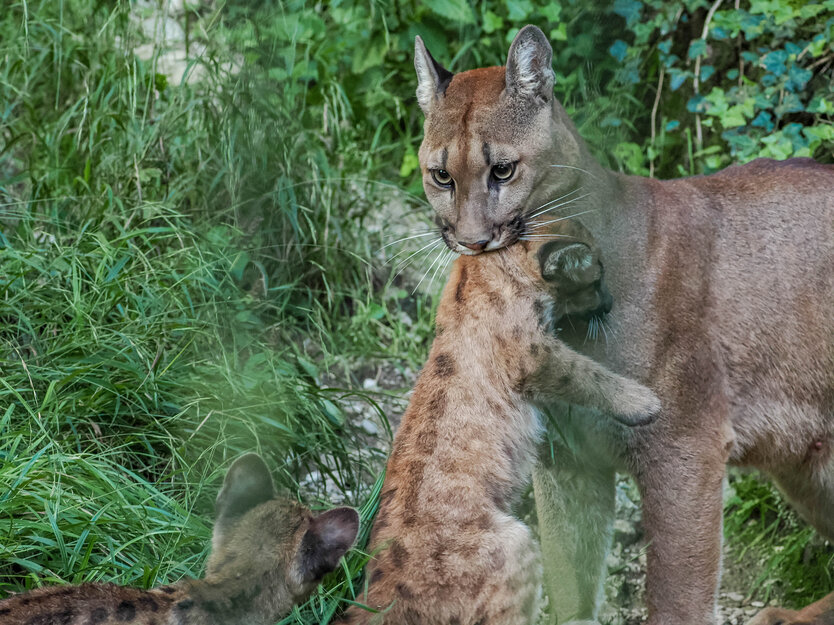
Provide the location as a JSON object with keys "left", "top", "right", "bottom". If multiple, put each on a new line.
{"left": 439, "top": 216, "right": 526, "bottom": 255}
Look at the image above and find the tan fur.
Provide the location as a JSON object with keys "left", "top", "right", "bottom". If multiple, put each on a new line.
{"left": 415, "top": 25, "right": 834, "bottom": 625}
{"left": 0, "top": 454, "right": 359, "bottom": 625}
{"left": 339, "top": 228, "right": 660, "bottom": 625}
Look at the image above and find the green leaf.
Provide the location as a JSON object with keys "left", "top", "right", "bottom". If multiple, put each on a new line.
{"left": 609, "top": 39, "right": 628, "bottom": 62}
{"left": 423, "top": 0, "right": 475, "bottom": 24}
{"left": 688, "top": 39, "right": 707, "bottom": 59}
{"left": 550, "top": 23, "right": 567, "bottom": 42}
{"left": 540, "top": 4, "right": 562, "bottom": 22}
{"left": 400, "top": 152, "right": 419, "bottom": 178}
{"left": 483, "top": 10, "right": 503, "bottom": 34}
{"left": 506, "top": 0, "right": 534, "bottom": 21}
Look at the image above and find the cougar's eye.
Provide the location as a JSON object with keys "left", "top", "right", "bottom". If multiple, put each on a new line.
{"left": 431, "top": 169, "right": 453, "bottom": 187}
{"left": 491, "top": 162, "right": 515, "bottom": 182}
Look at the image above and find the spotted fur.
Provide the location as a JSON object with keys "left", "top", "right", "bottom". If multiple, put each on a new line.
{"left": 339, "top": 230, "right": 660, "bottom": 625}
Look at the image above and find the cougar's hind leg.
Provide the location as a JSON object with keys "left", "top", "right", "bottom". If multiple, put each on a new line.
{"left": 772, "top": 442, "right": 834, "bottom": 540}
{"left": 753, "top": 451, "right": 834, "bottom": 625}
{"left": 533, "top": 431, "right": 616, "bottom": 625}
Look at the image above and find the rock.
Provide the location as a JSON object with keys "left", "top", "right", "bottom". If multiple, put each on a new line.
{"left": 361, "top": 418, "right": 379, "bottom": 436}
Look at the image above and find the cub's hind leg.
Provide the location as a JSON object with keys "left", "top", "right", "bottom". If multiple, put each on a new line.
{"left": 483, "top": 519, "right": 544, "bottom": 625}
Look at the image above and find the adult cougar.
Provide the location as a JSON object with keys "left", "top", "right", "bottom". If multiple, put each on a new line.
{"left": 414, "top": 24, "right": 834, "bottom": 625}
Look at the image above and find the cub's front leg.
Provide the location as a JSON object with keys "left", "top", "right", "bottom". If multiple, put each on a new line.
{"left": 524, "top": 334, "right": 660, "bottom": 426}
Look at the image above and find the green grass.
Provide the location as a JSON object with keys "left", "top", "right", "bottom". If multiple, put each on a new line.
{"left": 1, "top": 0, "right": 831, "bottom": 622}
{"left": 0, "top": 0, "right": 431, "bottom": 617}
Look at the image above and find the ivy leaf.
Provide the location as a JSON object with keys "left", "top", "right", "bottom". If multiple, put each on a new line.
{"left": 483, "top": 10, "right": 503, "bottom": 34}
{"left": 506, "top": 0, "right": 534, "bottom": 21}
{"left": 687, "top": 94, "right": 708, "bottom": 114}
{"left": 762, "top": 50, "right": 788, "bottom": 76}
{"left": 550, "top": 23, "right": 568, "bottom": 42}
{"left": 669, "top": 70, "right": 690, "bottom": 91}
{"left": 751, "top": 111, "right": 774, "bottom": 132}
{"left": 786, "top": 65, "right": 813, "bottom": 91}
{"left": 423, "top": 0, "right": 475, "bottom": 24}
{"left": 700, "top": 65, "right": 715, "bottom": 82}
{"left": 612, "top": 0, "right": 642, "bottom": 25}
{"left": 541, "top": 4, "right": 562, "bottom": 22}
{"left": 665, "top": 120, "right": 681, "bottom": 131}
{"left": 688, "top": 39, "right": 707, "bottom": 59}
{"left": 609, "top": 39, "right": 628, "bottom": 62}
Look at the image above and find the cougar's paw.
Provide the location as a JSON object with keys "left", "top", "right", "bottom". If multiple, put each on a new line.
{"left": 745, "top": 607, "right": 798, "bottom": 625}
{"left": 612, "top": 379, "right": 661, "bottom": 426}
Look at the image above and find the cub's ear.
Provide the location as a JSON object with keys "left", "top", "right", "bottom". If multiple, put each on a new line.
{"left": 505, "top": 25, "right": 554, "bottom": 103}
{"left": 295, "top": 507, "right": 360, "bottom": 583}
{"left": 414, "top": 36, "right": 454, "bottom": 115}
{"left": 215, "top": 453, "right": 276, "bottom": 521}
{"left": 539, "top": 242, "right": 600, "bottom": 286}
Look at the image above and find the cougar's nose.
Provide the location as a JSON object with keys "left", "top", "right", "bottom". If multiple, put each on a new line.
{"left": 459, "top": 239, "right": 490, "bottom": 252}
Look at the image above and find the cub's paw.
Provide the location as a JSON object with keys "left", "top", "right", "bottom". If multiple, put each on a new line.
{"left": 612, "top": 378, "right": 661, "bottom": 426}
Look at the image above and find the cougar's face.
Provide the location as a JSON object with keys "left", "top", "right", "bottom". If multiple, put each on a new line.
{"left": 415, "top": 27, "right": 579, "bottom": 256}
{"left": 419, "top": 67, "right": 556, "bottom": 255}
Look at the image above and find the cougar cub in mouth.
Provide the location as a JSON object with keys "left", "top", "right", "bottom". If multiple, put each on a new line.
{"left": 0, "top": 454, "right": 359, "bottom": 625}
{"left": 339, "top": 226, "right": 659, "bottom": 625}
{"left": 414, "top": 24, "right": 834, "bottom": 625}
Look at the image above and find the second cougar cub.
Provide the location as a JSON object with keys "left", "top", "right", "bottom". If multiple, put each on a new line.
{"left": 0, "top": 453, "right": 359, "bottom": 625}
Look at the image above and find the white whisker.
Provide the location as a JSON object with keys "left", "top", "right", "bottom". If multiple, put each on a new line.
{"left": 599, "top": 317, "right": 610, "bottom": 345}
{"left": 427, "top": 249, "right": 455, "bottom": 295}
{"left": 393, "top": 239, "right": 444, "bottom": 281}
{"left": 518, "top": 234, "right": 570, "bottom": 240}
{"left": 378, "top": 230, "right": 436, "bottom": 252}
{"left": 526, "top": 193, "right": 592, "bottom": 224}
{"left": 388, "top": 237, "right": 442, "bottom": 268}
{"left": 526, "top": 209, "right": 598, "bottom": 231}
{"left": 412, "top": 244, "right": 449, "bottom": 294}
{"left": 550, "top": 164, "right": 599, "bottom": 180}
{"left": 525, "top": 187, "right": 586, "bottom": 219}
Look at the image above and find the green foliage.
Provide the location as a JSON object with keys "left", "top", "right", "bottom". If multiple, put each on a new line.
{"left": 612, "top": 0, "right": 834, "bottom": 175}
{"left": 725, "top": 472, "right": 834, "bottom": 606}
{"left": 1, "top": 0, "right": 411, "bottom": 612}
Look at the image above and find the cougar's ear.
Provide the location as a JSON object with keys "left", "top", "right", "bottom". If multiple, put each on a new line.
{"left": 539, "top": 242, "right": 600, "bottom": 285}
{"left": 215, "top": 453, "right": 276, "bottom": 522}
{"left": 414, "top": 36, "right": 454, "bottom": 115}
{"left": 295, "top": 507, "right": 360, "bottom": 583}
{"left": 505, "top": 25, "right": 554, "bottom": 103}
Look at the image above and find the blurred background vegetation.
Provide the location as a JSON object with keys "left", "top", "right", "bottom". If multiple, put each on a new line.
{"left": 0, "top": 0, "right": 831, "bottom": 622}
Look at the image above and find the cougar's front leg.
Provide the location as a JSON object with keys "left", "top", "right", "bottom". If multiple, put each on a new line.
{"left": 635, "top": 426, "right": 732, "bottom": 625}
{"left": 534, "top": 450, "right": 615, "bottom": 625}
